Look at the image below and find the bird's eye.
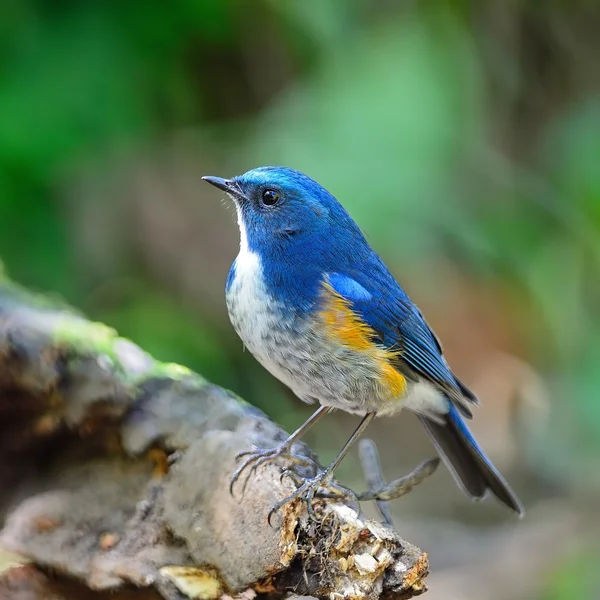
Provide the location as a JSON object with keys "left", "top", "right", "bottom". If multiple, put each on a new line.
{"left": 261, "top": 189, "right": 281, "bottom": 206}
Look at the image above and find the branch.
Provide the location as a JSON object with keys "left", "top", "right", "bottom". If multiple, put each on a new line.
{"left": 0, "top": 280, "right": 429, "bottom": 599}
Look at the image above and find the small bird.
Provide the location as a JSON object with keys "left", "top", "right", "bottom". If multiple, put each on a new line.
{"left": 203, "top": 166, "right": 524, "bottom": 518}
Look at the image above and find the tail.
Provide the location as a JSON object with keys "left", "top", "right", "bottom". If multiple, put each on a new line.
{"left": 418, "top": 403, "right": 524, "bottom": 516}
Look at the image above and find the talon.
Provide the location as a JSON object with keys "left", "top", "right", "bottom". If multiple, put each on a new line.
{"left": 234, "top": 448, "right": 257, "bottom": 463}
{"left": 267, "top": 470, "right": 336, "bottom": 524}
{"left": 267, "top": 504, "right": 279, "bottom": 527}
{"left": 229, "top": 457, "right": 251, "bottom": 495}
{"left": 229, "top": 443, "right": 317, "bottom": 498}
{"left": 279, "top": 469, "right": 292, "bottom": 484}
{"left": 243, "top": 454, "right": 272, "bottom": 494}
{"left": 280, "top": 468, "right": 306, "bottom": 487}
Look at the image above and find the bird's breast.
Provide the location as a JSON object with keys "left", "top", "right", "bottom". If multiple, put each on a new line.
{"left": 226, "top": 248, "right": 305, "bottom": 392}
{"left": 226, "top": 250, "right": 408, "bottom": 413}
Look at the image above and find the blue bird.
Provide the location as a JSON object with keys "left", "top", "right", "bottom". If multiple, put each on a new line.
{"left": 203, "top": 166, "right": 524, "bottom": 518}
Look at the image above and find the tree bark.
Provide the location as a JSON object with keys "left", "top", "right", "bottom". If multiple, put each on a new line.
{"left": 0, "top": 280, "right": 429, "bottom": 599}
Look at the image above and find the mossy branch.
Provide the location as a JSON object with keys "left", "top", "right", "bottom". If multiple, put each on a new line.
{"left": 0, "top": 280, "right": 429, "bottom": 600}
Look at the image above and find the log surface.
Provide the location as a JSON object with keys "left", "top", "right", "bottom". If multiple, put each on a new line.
{"left": 0, "top": 282, "right": 429, "bottom": 599}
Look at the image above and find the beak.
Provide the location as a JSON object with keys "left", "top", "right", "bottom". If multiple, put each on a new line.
{"left": 202, "top": 175, "right": 244, "bottom": 199}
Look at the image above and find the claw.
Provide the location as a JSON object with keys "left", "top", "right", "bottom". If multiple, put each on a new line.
{"left": 234, "top": 448, "right": 257, "bottom": 463}
{"left": 268, "top": 470, "right": 337, "bottom": 526}
{"left": 229, "top": 458, "right": 250, "bottom": 495}
{"left": 229, "top": 442, "right": 319, "bottom": 498}
{"left": 280, "top": 468, "right": 297, "bottom": 485}
{"left": 268, "top": 479, "right": 316, "bottom": 526}
{"left": 267, "top": 503, "right": 280, "bottom": 527}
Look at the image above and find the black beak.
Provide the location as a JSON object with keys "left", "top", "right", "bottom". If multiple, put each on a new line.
{"left": 202, "top": 175, "right": 243, "bottom": 198}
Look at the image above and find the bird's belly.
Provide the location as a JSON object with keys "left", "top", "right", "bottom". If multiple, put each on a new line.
{"left": 227, "top": 276, "right": 403, "bottom": 414}
{"left": 227, "top": 286, "right": 309, "bottom": 396}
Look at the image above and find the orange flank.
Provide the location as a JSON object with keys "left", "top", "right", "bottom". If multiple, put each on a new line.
{"left": 319, "top": 282, "right": 406, "bottom": 398}
{"left": 379, "top": 361, "right": 406, "bottom": 398}
{"left": 319, "top": 282, "right": 375, "bottom": 350}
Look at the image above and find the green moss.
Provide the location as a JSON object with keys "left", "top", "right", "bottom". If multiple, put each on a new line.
{"left": 154, "top": 362, "right": 192, "bottom": 378}
{"left": 53, "top": 316, "right": 120, "bottom": 357}
{"left": 145, "top": 361, "right": 197, "bottom": 381}
{"left": 32, "top": 302, "right": 219, "bottom": 392}
{"left": 54, "top": 319, "right": 211, "bottom": 389}
{"left": 52, "top": 316, "right": 136, "bottom": 381}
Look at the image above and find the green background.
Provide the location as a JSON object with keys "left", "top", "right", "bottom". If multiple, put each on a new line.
{"left": 1, "top": 1, "right": 599, "bottom": 597}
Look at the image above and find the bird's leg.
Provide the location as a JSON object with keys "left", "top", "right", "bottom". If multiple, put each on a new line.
{"left": 230, "top": 405, "right": 331, "bottom": 495}
{"left": 268, "top": 412, "right": 375, "bottom": 524}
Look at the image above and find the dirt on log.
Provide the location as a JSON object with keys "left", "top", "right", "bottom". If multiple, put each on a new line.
{"left": 0, "top": 281, "right": 429, "bottom": 600}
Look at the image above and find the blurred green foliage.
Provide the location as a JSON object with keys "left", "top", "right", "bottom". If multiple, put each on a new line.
{"left": 540, "top": 544, "right": 600, "bottom": 600}
{"left": 1, "top": 0, "right": 600, "bottom": 573}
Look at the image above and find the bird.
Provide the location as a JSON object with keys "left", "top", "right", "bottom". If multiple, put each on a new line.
{"left": 202, "top": 166, "right": 524, "bottom": 519}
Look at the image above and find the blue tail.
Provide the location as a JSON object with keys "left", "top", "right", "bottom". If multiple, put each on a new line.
{"left": 418, "top": 403, "right": 524, "bottom": 516}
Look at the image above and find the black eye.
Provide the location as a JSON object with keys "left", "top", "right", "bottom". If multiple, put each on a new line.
{"left": 261, "top": 189, "right": 280, "bottom": 206}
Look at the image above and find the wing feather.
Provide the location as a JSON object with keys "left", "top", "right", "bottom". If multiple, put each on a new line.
{"left": 325, "top": 272, "right": 477, "bottom": 415}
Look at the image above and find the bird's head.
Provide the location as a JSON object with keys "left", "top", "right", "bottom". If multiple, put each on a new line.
{"left": 202, "top": 166, "right": 362, "bottom": 259}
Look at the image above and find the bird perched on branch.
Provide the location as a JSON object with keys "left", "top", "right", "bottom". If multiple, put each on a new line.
{"left": 203, "top": 166, "right": 524, "bottom": 519}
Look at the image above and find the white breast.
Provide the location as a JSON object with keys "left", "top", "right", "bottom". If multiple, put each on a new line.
{"left": 230, "top": 244, "right": 263, "bottom": 311}
{"left": 226, "top": 243, "right": 271, "bottom": 346}
{"left": 227, "top": 208, "right": 265, "bottom": 321}
{"left": 225, "top": 219, "right": 302, "bottom": 392}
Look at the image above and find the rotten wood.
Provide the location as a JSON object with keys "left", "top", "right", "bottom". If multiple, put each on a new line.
{"left": 0, "top": 281, "right": 429, "bottom": 599}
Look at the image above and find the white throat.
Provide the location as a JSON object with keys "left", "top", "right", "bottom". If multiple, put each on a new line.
{"left": 233, "top": 203, "right": 261, "bottom": 280}
{"left": 236, "top": 203, "right": 249, "bottom": 255}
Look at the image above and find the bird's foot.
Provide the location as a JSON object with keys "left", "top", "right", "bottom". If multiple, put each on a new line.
{"left": 230, "top": 442, "right": 318, "bottom": 496}
{"left": 268, "top": 469, "right": 359, "bottom": 525}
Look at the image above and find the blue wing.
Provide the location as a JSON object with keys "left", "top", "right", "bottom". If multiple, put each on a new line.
{"left": 325, "top": 273, "right": 522, "bottom": 514}
{"left": 326, "top": 272, "right": 478, "bottom": 416}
